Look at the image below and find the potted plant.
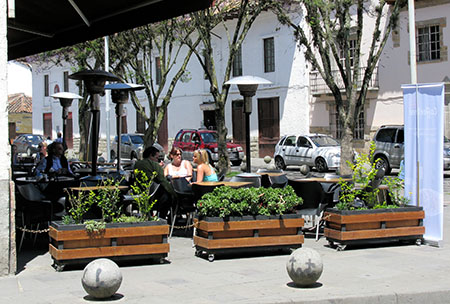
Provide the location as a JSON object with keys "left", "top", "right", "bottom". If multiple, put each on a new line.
{"left": 49, "top": 170, "right": 170, "bottom": 271}
{"left": 324, "top": 143, "right": 424, "bottom": 251}
{"left": 194, "top": 185, "right": 304, "bottom": 261}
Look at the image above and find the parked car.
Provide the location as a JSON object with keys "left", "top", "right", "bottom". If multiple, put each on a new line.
{"left": 373, "top": 125, "right": 450, "bottom": 174}
{"left": 173, "top": 129, "right": 244, "bottom": 166}
{"left": 273, "top": 134, "right": 341, "bottom": 172}
{"left": 12, "top": 134, "right": 45, "bottom": 156}
{"left": 110, "top": 133, "right": 164, "bottom": 161}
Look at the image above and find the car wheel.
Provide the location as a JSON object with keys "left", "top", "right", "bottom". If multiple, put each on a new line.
{"left": 375, "top": 155, "right": 391, "bottom": 175}
{"left": 231, "top": 160, "right": 242, "bottom": 166}
{"left": 275, "top": 156, "right": 286, "bottom": 170}
{"left": 315, "top": 157, "right": 328, "bottom": 172}
{"left": 26, "top": 147, "right": 31, "bottom": 157}
{"left": 131, "top": 152, "right": 138, "bottom": 161}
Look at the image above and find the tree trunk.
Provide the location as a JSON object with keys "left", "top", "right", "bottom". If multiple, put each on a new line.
{"left": 340, "top": 124, "right": 353, "bottom": 176}
{"left": 215, "top": 97, "right": 230, "bottom": 176}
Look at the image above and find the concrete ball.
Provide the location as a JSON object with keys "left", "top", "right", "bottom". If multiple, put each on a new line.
{"left": 286, "top": 248, "right": 323, "bottom": 287}
{"left": 82, "top": 258, "right": 123, "bottom": 299}
{"left": 263, "top": 155, "right": 272, "bottom": 164}
{"left": 299, "top": 165, "right": 310, "bottom": 175}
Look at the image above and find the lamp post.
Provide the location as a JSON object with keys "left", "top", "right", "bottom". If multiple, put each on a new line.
{"left": 69, "top": 70, "right": 120, "bottom": 178}
{"left": 51, "top": 92, "right": 82, "bottom": 149}
{"left": 225, "top": 76, "right": 271, "bottom": 172}
{"left": 105, "top": 83, "right": 145, "bottom": 171}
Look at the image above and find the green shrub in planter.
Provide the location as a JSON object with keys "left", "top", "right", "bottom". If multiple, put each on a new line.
{"left": 197, "top": 185, "right": 303, "bottom": 218}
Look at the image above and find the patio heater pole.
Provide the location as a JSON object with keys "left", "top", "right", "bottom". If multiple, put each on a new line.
{"left": 51, "top": 92, "right": 82, "bottom": 149}
{"left": 105, "top": 83, "right": 145, "bottom": 171}
{"left": 225, "top": 76, "right": 272, "bottom": 173}
{"left": 69, "top": 70, "right": 120, "bottom": 179}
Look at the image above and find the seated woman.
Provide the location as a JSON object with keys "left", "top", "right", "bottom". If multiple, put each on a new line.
{"left": 193, "top": 149, "right": 218, "bottom": 182}
{"left": 164, "top": 147, "right": 193, "bottom": 181}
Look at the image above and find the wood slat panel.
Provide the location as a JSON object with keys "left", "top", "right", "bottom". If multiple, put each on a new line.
{"left": 49, "top": 243, "right": 170, "bottom": 260}
{"left": 63, "top": 238, "right": 111, "bottom": 249}
{"left": 117, "top": 235, "right": 163, "bottom": 245}
{"left": 385, "top": 219, "right": 420, "bottom": 228}
{"left": 195, "top": 218, "right": 304, "bottom": 232}
{"left": 324, "top": 226, "right": 425, "bottom": 241}
{"left": 193, "top": 235, "right": 304, "bottom": 249}
{"left": 211, "top": 230, "right": 254, "bottom": 239}
{"left": 49, "top": 225, "right": 169, "bottom": 241}
{"left": 323, "top": 211, "right": 424, "bottom": 224}
{"left": 345, "top": 222, "right": 381, "bottom": 231}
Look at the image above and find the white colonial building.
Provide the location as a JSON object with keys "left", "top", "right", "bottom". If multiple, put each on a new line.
{"left": 29, "top": 0, "right": 450, "bottom": 158}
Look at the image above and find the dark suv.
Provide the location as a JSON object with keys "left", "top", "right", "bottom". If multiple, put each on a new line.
{"left": 373, "top": 125, "right": 450, "bottom": 174}
{"left": 173, "top": 129, "right": 244, "bottom": 166}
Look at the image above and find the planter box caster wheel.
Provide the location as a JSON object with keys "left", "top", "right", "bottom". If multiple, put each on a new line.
{"left": 208, "top": 254, "right": 215, "bottom": 262}
{"left": 195, "top": 250, "right": 202, "bottom": 257}
{"left": 336, "top": 244, "right": 347, "bottom": 251}
{"left": 416, "top": 238, "right": 422, "bottom": 246}
{"left": 54, "top": 263, "right": 65, "bottom": 272}
{"left": 328, "top": 240, "right": 336, "bottom": 248}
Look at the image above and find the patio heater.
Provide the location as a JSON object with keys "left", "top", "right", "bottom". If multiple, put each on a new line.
{"left": 105, "top": 83, "right": 145, "bottom": 171}
{"left": 68, "top": 70, "right": 120, "bottom": 178}
{"left": 225, "top": 76, "right": 271, "bottom": 172}
{"left": 51, "top": 92, "right": 82, "bottom": 149}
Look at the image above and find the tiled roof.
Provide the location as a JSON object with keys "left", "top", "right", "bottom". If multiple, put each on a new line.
{"left": 8, "top": 93, "right": 32, "bottom": 113}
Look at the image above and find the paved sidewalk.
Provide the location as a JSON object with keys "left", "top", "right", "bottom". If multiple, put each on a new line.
{"left": 2, "top": 161, "right": 450, "bottom": 304}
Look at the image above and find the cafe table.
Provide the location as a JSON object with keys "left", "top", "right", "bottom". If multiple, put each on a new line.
{"left": 195, "top": 181, "right": 252, "bottom": 188}
{"left": 289, "top": 176, "right": 352, "bottom": 183}
{"left": 66, "top": 185, "right": 129, "bottom": 192}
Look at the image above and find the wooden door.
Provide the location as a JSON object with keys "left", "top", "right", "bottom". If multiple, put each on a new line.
{"left": 9, "top": 122, "right": 16, "bottom": 144}
{"left": 43, "top": 113, "right": 52, "bottom": 139}
{"left": 232, "top": 100, "right": 245, "bottom": 150}
{"left": 157, "top": 108, "right": 168, "bottom": 152}
{"left": 257, "top": 97, "right": 280, "bottom": 158}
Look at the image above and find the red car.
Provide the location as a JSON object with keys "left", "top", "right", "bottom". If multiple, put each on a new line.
{"left": 173, "top": 129, "right": 244, "bottom": 166}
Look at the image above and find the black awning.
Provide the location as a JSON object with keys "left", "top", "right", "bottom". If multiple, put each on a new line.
{"left": 7, "top": 0, "right": 212, "bottom": 60}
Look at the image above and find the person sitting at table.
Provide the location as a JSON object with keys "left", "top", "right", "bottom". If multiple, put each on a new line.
{"left": 193, "top": 149, "right": 218, "bottom": 182}
{"left": 164, "top": 147, "right": 193, "bottom": 181}
{"left": 35, "top": 142, "right": 74, "bottom": 178}
{"left": 134, "top": 146, "right": 176, "bottom": 219}
{"left": 35, "top": 141, "right": 47, "bottom": 164}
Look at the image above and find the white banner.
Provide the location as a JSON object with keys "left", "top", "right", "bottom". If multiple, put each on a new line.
{"left": 402, "top": 83, "right": 444, "bottom": 245}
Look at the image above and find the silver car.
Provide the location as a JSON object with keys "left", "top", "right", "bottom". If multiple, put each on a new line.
{"left": 273, "top": 134, "right": 341, "bottom": 172}
{"left": 373, "top": 125, "right": 450, "bottom": 174}
{"left": 110, "top": 133, "right": 164, "bottom": 161}
{"left": 12, "top": 134, "right": 45, "bottom": 156}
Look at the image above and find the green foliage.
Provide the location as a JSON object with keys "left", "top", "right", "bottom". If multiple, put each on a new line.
{"left": 95, "top": 178, "right": 123, "bottom": 222}
{"left": 66, "top": 189, "right": 96, "bottom": 224}
{"left": 337, "top": 142, "right": 407, "bottom": 210}
{"left": 129, "top": 169, "right": 158, "bottom": 221}
{"left": 84, "top": 220, "right": 106, "bottom": 233}
{"left": 197, "top": 185, "right": 303, "bottom": 218}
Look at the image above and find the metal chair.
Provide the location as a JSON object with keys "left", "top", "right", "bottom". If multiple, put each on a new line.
{"left": 170, "top": 177, "right": 196, "bottom": 237}
{"left": 122, "top": 182, "right": 160, "bottom": 217}
{"left": 288, "top": 180, "right": 334, "bottom": 241}
{"left": 230, "top": 173, "right": 261, "bottom": 188}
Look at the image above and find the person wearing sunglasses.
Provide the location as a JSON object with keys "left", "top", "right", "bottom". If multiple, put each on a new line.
{"left": 164, "top": 147, "right": 193, "bottom": 181}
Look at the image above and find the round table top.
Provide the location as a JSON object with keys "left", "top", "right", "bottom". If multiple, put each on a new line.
{"left": 15, "top": 176, "right": 76, "bottom": 183}
{"left": 289, "top": 177, "right": 352, "bottom": 183}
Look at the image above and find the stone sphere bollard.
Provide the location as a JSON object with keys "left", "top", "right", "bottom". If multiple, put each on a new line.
{"left": 263, "top": 155, "right": 272, "bottom": 164}
{"left": 286, "top": 248, "right": 323, "bottom": 287}
{"left": 82, "top": 258, "right": 123, "bottom": 299}
{"left": 299, "top": 165, "right": 310, "bottom": 175}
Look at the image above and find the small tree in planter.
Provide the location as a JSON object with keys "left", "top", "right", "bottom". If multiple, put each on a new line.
{"left": 324, "top": 143, "right": 424, "bottom": 250}
{"left": 49, "top": 171, "right": 170, "bottom": 271}
{"left": 194, "top": 186, "right": 304, "bottom": 262}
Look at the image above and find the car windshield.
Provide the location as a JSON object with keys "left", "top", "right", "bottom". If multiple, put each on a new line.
{"left": 130, "top": 135, "right": 144, "bottom": 144}
{"left": 27, "top": 135, "right": 43, "bottom": 143}
{"left": 201, "top": 132, "right": 218, "bottom": 143}
{"left": 310, "top": 136, "right": 339, "bottom": 147}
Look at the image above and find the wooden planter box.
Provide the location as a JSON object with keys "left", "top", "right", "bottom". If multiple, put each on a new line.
{"left": 193, "top": 214, "right": 304, "bottom": 261}
{"left": 323, "top": 206, "right": 425, "bottom": 250}
{"left": 49, "top": 220, "right": 170, "bottom": 271}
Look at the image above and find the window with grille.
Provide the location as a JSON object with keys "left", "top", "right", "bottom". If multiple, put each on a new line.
{"left": 155, "top": 57, "right": 162, "bottom": 85}
{"left": 417, "top": 25, "right": 440, "bottom": 62}
{"left": 232, "top": 45, "right": 243, "bottom": 77}
{"left": 332, "top": 106, "right": 364, "bottom": 140}
{"left": 44, "top": 75, "right": 49, "bottom": 97}
{"left": 339, "top": 39, "right": 356, "bottom": 67}
{"left": 263, "top": 37, "right": 275, "bottom": 73}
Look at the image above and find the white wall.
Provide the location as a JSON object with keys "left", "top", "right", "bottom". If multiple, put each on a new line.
{"left": 7, "top": 61, "right": 32, "bottom": 96}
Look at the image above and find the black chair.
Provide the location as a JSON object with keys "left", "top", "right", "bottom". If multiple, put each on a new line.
{"left": 269, "top": 174, "right": 288, "bottom": 188}
{"left": 170, "top": 177, "right": 196, "bottom": 237}
{"left": 288, "top": 180, "right": 334, "bottom": 241}
{"left": 15, "top": 183, "right": 53, "bottom": 251}
{"left": 230, "top": 173, "right": 261, "bottom": 188}
{"left": 122, "top": 181, "right": 160, "bottom": 217}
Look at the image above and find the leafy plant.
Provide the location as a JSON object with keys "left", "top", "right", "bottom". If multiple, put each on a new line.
{"left": 337, "top": 141, "right": 407, "bottom": 210}
{"left": 197, "top": 185, "right": 303, "bottom": 218}
{"left": 84, "top": 219, "right": 106, "bottom": 233}
{"left": 129, "top": 169, "right": 158, "bottom": 221}
{"left": 66, "top": 189, "right": 96, "bottom": 224}
{"left": 95, "top": 177, "right": 123, "bottom": 222}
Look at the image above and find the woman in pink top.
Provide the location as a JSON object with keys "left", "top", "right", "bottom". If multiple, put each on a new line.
{"left": 164, "top": 147, "right": 193, "bottom": 181}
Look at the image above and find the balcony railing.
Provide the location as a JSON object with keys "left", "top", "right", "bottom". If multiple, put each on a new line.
{"left": 310, "top": 67, "right": 379, "bottom": 95}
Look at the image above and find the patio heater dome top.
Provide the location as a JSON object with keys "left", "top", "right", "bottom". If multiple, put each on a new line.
{"left": 225, "top": 75, "right": 272, "bottom": 86}
{"left": 105, "top": 83, "right": 145, "bottom": 91}
{"left": 51, "top": 92, "right": 83, "bottom": 108}
{"left": 68, "top": 69, "right": 120, "bottom": 82}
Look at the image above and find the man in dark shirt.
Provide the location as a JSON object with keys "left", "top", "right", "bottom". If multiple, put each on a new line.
{"left": 134, "top": 146, "right": 175, "bottom": 219}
